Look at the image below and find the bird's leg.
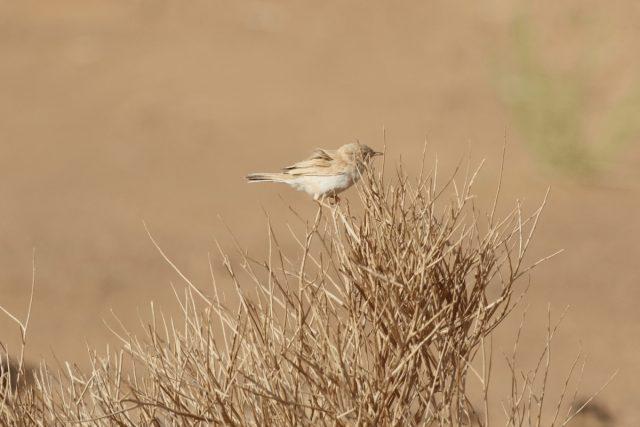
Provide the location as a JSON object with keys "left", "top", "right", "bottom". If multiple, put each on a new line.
{"left": 316, "top": 194, "right": 339, "bottom": 207}
{"left": 315, "top": 194, "right": 330, "bottom": 208}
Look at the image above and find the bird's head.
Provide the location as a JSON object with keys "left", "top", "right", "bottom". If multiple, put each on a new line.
{"left": 338, "top": 142, "right": 383, "bottom": 165}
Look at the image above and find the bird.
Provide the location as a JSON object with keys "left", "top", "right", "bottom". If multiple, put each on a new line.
{"left": 246, "top": 142, "right": 382, "bottom": 202}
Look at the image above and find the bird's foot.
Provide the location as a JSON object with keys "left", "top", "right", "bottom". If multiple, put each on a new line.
{"left": 315, "top": 194, "right": 340, "bottom": 207}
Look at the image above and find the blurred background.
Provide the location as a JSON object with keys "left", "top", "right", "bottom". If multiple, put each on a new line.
{"left": 1, "top": 1, "right": 638, "bottom": 424}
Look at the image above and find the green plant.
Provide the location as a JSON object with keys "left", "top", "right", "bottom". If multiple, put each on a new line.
{"left": 495, "top": 9, "right": 640, "bottom": 178}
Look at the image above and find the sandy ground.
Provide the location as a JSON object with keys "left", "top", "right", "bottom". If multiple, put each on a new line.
{"left": 1, "top": 1, "right": 639, "bottom": 424}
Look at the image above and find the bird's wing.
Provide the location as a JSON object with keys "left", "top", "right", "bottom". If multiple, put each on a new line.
{"left": 282, "top": 149, "right": 344, "bottom": 176}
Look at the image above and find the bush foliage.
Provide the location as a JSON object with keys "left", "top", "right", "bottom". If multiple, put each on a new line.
{"left": 2, "top": 157, "right": 599, "bottom": 425}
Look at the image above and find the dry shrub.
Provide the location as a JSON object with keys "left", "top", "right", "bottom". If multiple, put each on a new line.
{"left": 0, "top": 155, "right": 606, "bottom": 425}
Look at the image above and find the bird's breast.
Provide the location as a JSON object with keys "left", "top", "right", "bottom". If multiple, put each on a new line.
{"left": 292, "top": 174, "right": 355, "bottom": 196}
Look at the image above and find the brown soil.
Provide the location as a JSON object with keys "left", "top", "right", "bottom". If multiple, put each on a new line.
{"left": 1, "top": 1, "right": 638, "bottom": 424}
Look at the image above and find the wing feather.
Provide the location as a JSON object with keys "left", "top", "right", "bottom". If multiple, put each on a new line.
{"left": 282, "top": 149, "right": 342, "bottom": 176}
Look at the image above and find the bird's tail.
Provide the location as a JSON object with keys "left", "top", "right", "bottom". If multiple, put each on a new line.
{"left": 246, "top": 172, "right": 290, "bottom": 183}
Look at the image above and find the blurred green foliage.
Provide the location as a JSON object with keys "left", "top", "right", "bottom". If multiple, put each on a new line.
{"left": 495, "top": 10, "right": 640, "bottom": 178}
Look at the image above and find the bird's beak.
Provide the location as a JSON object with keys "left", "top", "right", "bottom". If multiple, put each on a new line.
{"left": 374, "top": 151, "right": 383, "bottom": 157}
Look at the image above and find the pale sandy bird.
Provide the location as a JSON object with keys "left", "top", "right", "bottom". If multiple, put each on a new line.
{"left": 246, "top": 143, "right": 382, "bottom": 201}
